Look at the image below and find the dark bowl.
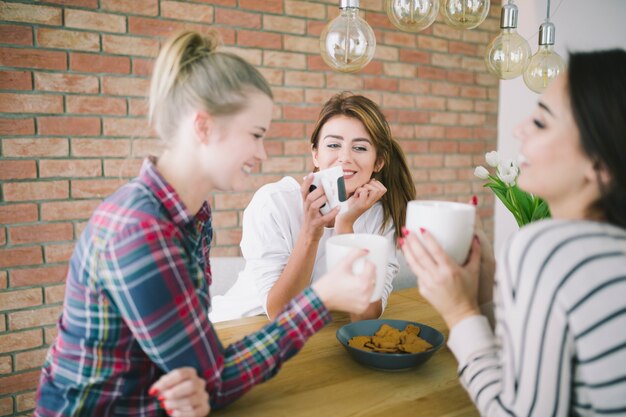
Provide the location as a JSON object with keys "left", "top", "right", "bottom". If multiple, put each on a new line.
{"left": 336, "top": 319, "right": 445, "bottom": 372}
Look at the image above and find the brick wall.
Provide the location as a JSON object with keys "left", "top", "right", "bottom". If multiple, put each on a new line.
{"left": 0, "top": 0, "right": 500, "bottom": 414}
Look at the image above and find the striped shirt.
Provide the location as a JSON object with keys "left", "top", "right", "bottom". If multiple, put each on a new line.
{"left": 448, "top": 219, "right": 626, "bottom": 416}
{"left": 35, "top": 157, "right": 331, "bottom": 416}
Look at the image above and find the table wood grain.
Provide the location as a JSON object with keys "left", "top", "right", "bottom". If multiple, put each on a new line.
{"left": 213, "top": 288, "right": 478, "bottom": 416}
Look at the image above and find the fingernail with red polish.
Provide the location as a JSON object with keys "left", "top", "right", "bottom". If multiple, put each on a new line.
{"left": 471, "top": 195, "right": 478, "bottom": 206}
{"left": 398, "top": 237, "right": 404, "bottom": 247}
{"left": 419, "top": 227, "right": 425, "bottom": 234}
{"left": 401, "top": 226, "right": 409, "bottom": 237}
{"left": 158, "top": 396, "right": 165, "bottom": 402}
{"left": 148, "top": 387, "right": 158, "bottom": 396}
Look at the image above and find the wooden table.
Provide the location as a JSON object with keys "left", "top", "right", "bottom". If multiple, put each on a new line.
{"left": 213, "top": 288, "right": 478, "bottom": 416}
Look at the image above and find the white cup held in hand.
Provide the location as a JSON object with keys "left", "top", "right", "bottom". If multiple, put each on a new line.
{"left": 326, "top": 233, "right": 389, "bottom": 302}
{"left": 405, "top": 200, "right": 475, "bottom": 265}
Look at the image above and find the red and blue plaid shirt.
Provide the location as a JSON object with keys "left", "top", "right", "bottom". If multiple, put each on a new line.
{"left": 35, "top": 157, "right": 331, "bottom": 416}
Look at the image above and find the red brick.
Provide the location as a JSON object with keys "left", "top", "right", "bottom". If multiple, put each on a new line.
{"left": 132, "top": 58, "right": 153, "bottom": 77}
{"left": 127, "top": 139, "right": 159, "bottom": 157}
{"left": 0, "top": 117, "right": 34, "bottom": 135}
{"left": 448, "top": 69, "right": 475, "bottom": 84}
{"left": 213, "top": 228, "right": 242, "bottom": 246}
{"left": 103, "top": 117, "right": 152, "bottom": 138}
{"left": 0, "top": 24, "right": 32, "bottom": 46}
{"left": 16, "top": 390, "right": 36, "bottom": 413}
{"left": 430, "top": 112, "right": 459, "bottom": 125}
{"left": 70, "top": 53, "right": 130, "bottom": 75}
{"left": 264, "top": 51, "right": 306, "bottom": 69}
{"left": 267, "top": 122, "right": 304, "bottom": 139}
{"left": 0, "top": 93, "right": 62, "bottom": 114}
{"left": 0, "top": 160, "right": 36, "bottom": 180}
{"left": 0, "top": 2, "right": 61, "bottom": 25}
{"left": 40, "top": 159, "right": 101, "bottom": 178}
{"left": 399, "top": 49, "right": 430, "bottom": 64}
{"left": 447, "top": 99, "right": 473, "bottom": 112}
{"left": 237, "top": 30, "right": 281, "bottom": 49}
{"left": 44, "top": 284, "right": 66, "bottom": 304}
{"left": 0, "top": 330, "right": 42, "bottom": 355}
{"left": 102, "top": 77, "right": 150, "bottom": 97}
{"left": 285, "top": 0, "right": 325, "bottom": 18}
{"left": 432, "top": 82, "right": 461, "bottom": 97}
{"left": 262, "top": 15, "right": 304, "bottom": 34}
{"left": 65, "top": 9, "right": 126, "bottom": 33}
{"left": 37, "top": 28, "right": 99, "bottom": 52}
{"left": 10, "top": 223, "right": 73, "bottom": 245}
{"left": 415, "top": 96, "right": 446, "bottom": 110}
{"left": 10, "top": 265, "right": 68, "bottom": 287}
{"left": 216, "top": 9, "right": 260, "bottom": 29}
{"left": 240, "top": 0, "right": 282, "bottom": 13}
{"left": 41, "top": 200, "right": 101, "bottom": 221}
{"left": 0, "top": 247, "right": 42, "bottom": 268}
{"left": 211, "top": 211, "right": 238, "bottom": 228}
{"left": 0, "top": 47, "right": 66, "bottom": 70}
{"left": 2, "top": 138, "right": 68, "bottom": 157}
{"left": 213, "top": 192, "right": 253, "bottom": 210}
{"left": 103, "top": 159, "right": 142, "bottom": 177}
{"left": 34, "top": 73, "right": 98, "bottom": 94}
{"left": 306, "top": 20, "right": 326, "bottom": 37}
{"left": 0, "top": 70, "right": 31, "bottom": 90}
{"left": 0, "top": 288, "right": 42, "bottom": 311}
{"left": 384, "top": 32, "right": 416, "bottom": 48}
{"left": 102, "top": 76, "right": 149, "bottom": 97}
{"left": 38, "top": 117, "right": 100, "bottom": 136}
{"left": 261, "top": 157, "right": 304, "bottom": 173}
{"left": 383, "top": 62, "right": 416, "bottom": 78}
{"left": 3, "top": 180, "right": 69, "bottom": 202}
{"left": 9, "top": 305, "right": 63, "bottom": 330}
{"left": 161, "top": 1, "right": 213, "bottom": 23}
{"left": 72, "top": 178, "right": 125, "bottom": 199}
{"left": 44, "top": 243, "right": 75, "bottom": 263}
{"left": 272, "top": 87, "right": 304, "bottom": 103}
{"left": 66, "top": 96, "right": 126, "bottom": 116}
{"left": 102, "top": 34, "right": 159, "bottom": 57}
{"left": 446, "top": 126, "right": 473, "bottom": 139}
{"left": 397, "top": 110, "right": 429, "bottom": 124}
{"left": 282, "top": 105, "right": 318, "bottom": 121}
{"left": 45, "top": 326, "right": 58, "bottom": 344}
{"left": 0, "top": 204, "right": 38, "bottom": 225}
{"left": 444, "top": 154, "right": 472, "bottom": 167}
{"left": 398, "top": 80, "right": 429, "bottom": 95}
{"left": 0, "top": 369, "right": 40, "bottom": 395}
{"left": 44, "top": 0, "right": 98, "bottom": 6}
{"left": 101, "top": 0, "right": 158, "bottom": 15}
{"left": 461, "top": 86, "right": 487, "bottom": 99}
{"left": 0, "top": 356, "right": 10, "bottom": 374}
{"left": 414, "top": 154, "right": 444, "bottom": 167}
{"left": 71, "top": 138, "right": 129, "bottom": 157}
{"left": 284, "top": 71, "right": 323, "bottom": 88}
{"left": 382, "top": 92, "right": 414, "bottom": 108}
{"left": 257, "top": 68, "right": 283, "bottom": 85}
{"left": 128, "top": 16, "right": 206, "bottom": 38}
{"left": 429, "top": 140, "right": 459, "bottom": 153}
{"left": 417, "top": 66, "right": 447, "bottom": 80}
{"left": 15, "top": 349, "right": 47, "bottom": 373}
{"left": 128, "top": 98, "right": 148, "bottom": 116}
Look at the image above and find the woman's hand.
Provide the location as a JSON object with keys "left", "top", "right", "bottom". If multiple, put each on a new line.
{"left": 149, "top": 367, "right": 210, "bottom": 417}
{"left": 401, "top": 229, "right": 481, "bottom": 329}
{"left": 300, "top": 173, "right": 340, "bottom": 242}
{"left": 312, "top": 248, "right": 375, "bottom": 315}
{"left": 336, "top": 178, "right": 387, "bottom": 233}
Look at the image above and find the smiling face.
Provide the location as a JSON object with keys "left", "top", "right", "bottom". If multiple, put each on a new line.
{"left": 516, "top": 75, "right": 600, "bottom": 219}
{"left": 201, "top": 92, "right": 273, "bottom": 192}
{"left": 312, "top": 115, "right": 383, "bottom": 196}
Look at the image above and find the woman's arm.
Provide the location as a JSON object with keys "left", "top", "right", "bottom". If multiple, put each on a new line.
{"left": 265, "top": 175, "right": 339, "bottom": 319}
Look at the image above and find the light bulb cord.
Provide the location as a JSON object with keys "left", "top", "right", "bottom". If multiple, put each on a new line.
{"left": 546, "top": 0, "right": 551, "bottom": 20}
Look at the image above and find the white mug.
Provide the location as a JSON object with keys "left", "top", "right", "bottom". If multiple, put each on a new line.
{"left": 405, "top": 200, "right": 475, "bottom": 265}
{"left": 326, "top": 233, "right": 389, "bottom": 302}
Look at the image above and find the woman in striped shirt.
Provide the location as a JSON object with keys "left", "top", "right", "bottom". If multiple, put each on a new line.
{"left": 35, "top": 30, "right": 377, "bottom": 417}
{"left": 401, "top": 49, "right": 626, "bottom": 415}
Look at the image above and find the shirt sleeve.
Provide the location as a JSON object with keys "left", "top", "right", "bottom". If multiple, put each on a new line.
{"left": 99, "top": 218, "right": 331, "bottom": 410}
{"left": 239, "top": 185, "right": 296, "bottom": 314}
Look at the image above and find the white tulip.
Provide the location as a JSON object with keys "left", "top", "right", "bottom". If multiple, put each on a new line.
{"left": 485, "top": 151, "right": 499, "bottom": 167}
{"left": 474, "top": 166, "right": 490, "bottom": 180}
{"left": 497, "top": 159, "right": 519, "bottom": 185}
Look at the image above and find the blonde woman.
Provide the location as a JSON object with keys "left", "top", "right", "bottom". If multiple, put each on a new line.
{"left": 35, "top": 31, "right": 375, "bottom": 416}
{"left": 211, "top": 93, "right": 416, "bottom": 322}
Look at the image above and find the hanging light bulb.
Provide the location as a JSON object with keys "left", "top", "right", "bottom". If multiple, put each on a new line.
{"left": 484, "top": 1, "right": 531, "bottom": 79}
{"left": 320, "top": 0, "right": 376, "bottom": 73}
{"left": 385, "top": 0, "right": 439, "bottom": 33}
{"left": 523, "top": 1, "right": 566, "bottom": 93}
{"left": 442, "top": 0, "right": 490, "bottom": 30}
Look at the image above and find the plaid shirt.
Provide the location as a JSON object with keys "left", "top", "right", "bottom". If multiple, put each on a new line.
{"left": 35, "top": 157, "right": 331, "bottom": 416}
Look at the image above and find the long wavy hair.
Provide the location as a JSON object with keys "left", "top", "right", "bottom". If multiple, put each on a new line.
{"left": 310, "top": 92, "right": 416, "bottom": 240}
{"left": 567, "top": 49, "right": 626, "bottom": 229}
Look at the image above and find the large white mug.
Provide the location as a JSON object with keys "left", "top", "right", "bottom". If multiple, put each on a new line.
{"left": 326, "top": 233, "right": 389, "bottom": 302}
{"left": 405, "top": 200, "right": 475, "bottom": 265}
